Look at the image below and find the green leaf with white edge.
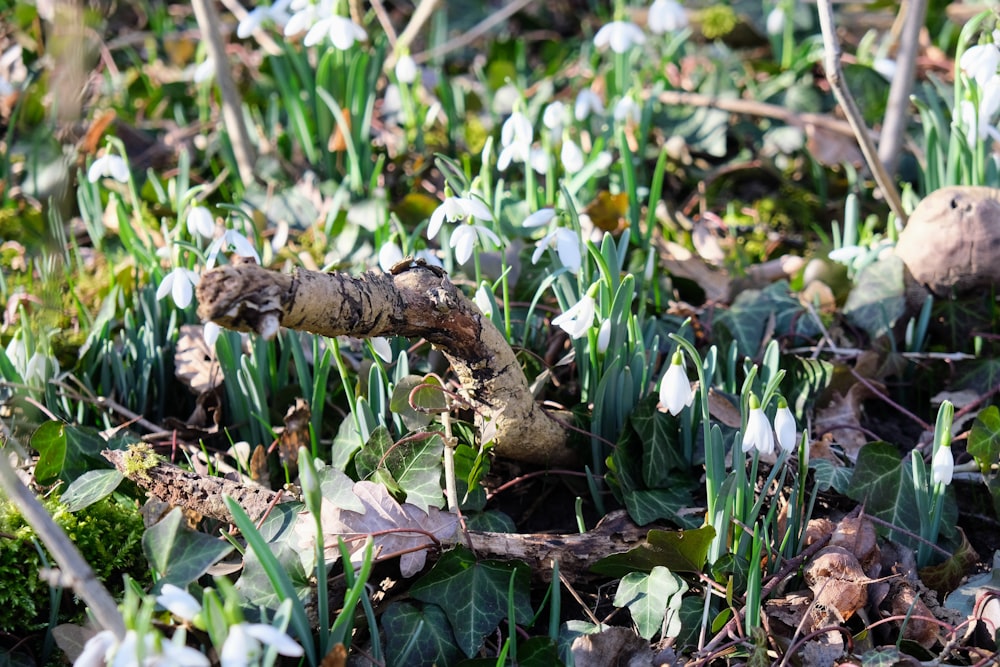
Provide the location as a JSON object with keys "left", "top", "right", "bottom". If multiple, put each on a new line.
{"left": 354, "top": 426, "right": 445, "bottom": 512}
{"left": 968, "top": 405, "right": 1000, "bottom": 473}
{"left": 613, "top": 566, "right": 688, "bottom": 640}
{"left": 843, "top": 255, "right": 906, "bottom": 339}
{"left": 409, "top": 545, "right": 532, "bottom": 658}
{"left": 143, "top": 508, "right": 233, "bottom": 587}
{"left": 382, "top": 601, "right": 462, "bottom": 667}
{"left": 591, "top": 525, "right": 715, "bottom": 577}
{"left": 845, "top": 442, "right": 957, "bottom": 547}
{"left": 61, "top": 469, "right": 124, "bottom": 512}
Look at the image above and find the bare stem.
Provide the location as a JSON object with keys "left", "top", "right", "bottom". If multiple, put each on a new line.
{"left": 816, "top": 0, "right": 907, "bottom": 224}
{"left": 877, "top": 0, "right": 928, "bottom": 176}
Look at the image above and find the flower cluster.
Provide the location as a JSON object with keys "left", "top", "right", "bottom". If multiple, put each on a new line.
{"left": 958, "top": 32, "right": 1000, "bottom": 145}
{"left": 741, "top": 394, "right": 797, "bottom": 456}
{"left": 593, "top": 0, "right": 687, "bottom": 54}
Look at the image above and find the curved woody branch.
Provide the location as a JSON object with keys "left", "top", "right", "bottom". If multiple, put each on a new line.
{"left": 196, "top": 260, "right": 574, "bottom": 465}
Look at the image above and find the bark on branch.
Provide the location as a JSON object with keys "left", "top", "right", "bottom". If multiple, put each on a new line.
{"left": 195, "top": 261, "right": 574, "bottom": 465}
{"left": 102, "top": 449, "right": 647, "bottom": 578}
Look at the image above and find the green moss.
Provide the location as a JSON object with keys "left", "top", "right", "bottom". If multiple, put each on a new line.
{"left": 0, "top": 493, "right": 148, "bottom": 633}
{"left": 699, "top": 5, "right": 738, "bottom": 40}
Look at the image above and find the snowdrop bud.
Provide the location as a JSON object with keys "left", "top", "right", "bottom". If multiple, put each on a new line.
{"left": 560, "top": 138, "right": 585, "bottom": 174}
{"left": 378, "top": 242, "right": 404, "bottom": 272}
{"left": 474, "top": 283, "right": 494, "bottom": 316}
{"left": 773, "top": 397, "right": 797, "bottom": 453}
{"left": 370, "top": 336, "right": 393, "bottom": 363}
{"left": 658, "top": 350, "right": 693, "bottom": 415}
{"left": 395, "top": 53, "right": 418, "bottom": 84}
{"left": 931, "top": 444, "right": 954, "bottom": 486}
{"left": 157, "top": 584, "right": 203, "bottom": 623}
{"left": 765, "top": 6, "right": 785, "bottom": 36}
{"left": 742, "top": 394, "right": 775, "bottom": 455}
{"left": 187, "top": 205, "right": 215, "bottom": 239}
{"left": 203, "top": 321, "right": 221, "bottom": 348}
{"left": 596, "top": 318, "right": 612, "bottom": 353}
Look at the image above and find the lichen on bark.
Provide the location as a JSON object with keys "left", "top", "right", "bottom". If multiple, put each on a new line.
{"left": 196, "top": 261, "right": 574, "bottom": 464}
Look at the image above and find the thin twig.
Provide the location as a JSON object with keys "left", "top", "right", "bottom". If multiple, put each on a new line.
{"left": 0, "top": 451, "right": 125, "bottom": 638}
{"left": 191, "top": 0, "right": 257, "bottom": 185}
{"left": 410, "top": 0, "right": 534, "bottom": 66}
{"left": 816, "top": 0, "right": 907, "bottom": 224}
{"left": 877, "top": 0, "right": 928, "bottom": 175}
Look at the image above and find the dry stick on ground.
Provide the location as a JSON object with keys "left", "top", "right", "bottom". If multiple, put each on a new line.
{"left": 816, "top": 0, "right": 907, "bottom": 225}
{"left": 196, "top": 260, "right": 575, "bottom": 465}
{"left": 191, "top": 0, "right": 257, "bottom": 185}
{"left": 0, "top": 452, "right": 126, "bottom": 639}
{"left": 101, "top": 449, "right": 648, "bottom": 578}
{"left": 877, "top": 0, "right": 928, "bottom": 175}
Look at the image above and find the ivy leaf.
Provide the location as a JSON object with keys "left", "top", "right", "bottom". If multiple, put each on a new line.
{"left": 382, "top": 602, "right": 462, "bottom": 667}
{"left": 31, "top": 422, "right": 110, "bottom": 485}
{"left": 61, "top": 469, "right": 124, "bottom": 512}
{"left": 591, "top": 525, "right": 715, "bottom": 577}
{"left": 409, "top": 546, "right": 532, "bottom": 658}
{"left": 843, "top": 256, "right": 906, "bottom": 339}
{"left": 629, "top": 398, "right": 686, "bottom": 488}
{"left": 968, "top": 405, "right": 1000, "bottom": 473}
{"left": 613, "top": 566, "right": 688, "bottom": 640}
{"left": 845, "top": 442, "right": 957, "bottom": 548}
{"left": 623, "top": 483, "right": 698, "bottom": 528}
{"left": 143, "top": 508, "right": 233, "bottom": 588}
{"left": 389, "top": 375, "right": 447, "bottom": 431}
{"left": 354, "top": 426, "right": 445, "bottom": 512}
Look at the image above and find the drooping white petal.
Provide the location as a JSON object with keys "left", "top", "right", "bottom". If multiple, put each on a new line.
{"left": 658, "top": 361, "right": 692, "bottom": 415}
{"left": 560, "top": 138, "right": 584, "bottom": 173}
{"left": 554, "top": 228, "right": 582, "bottom": 273}
{"left": 552, "top": 294, "right": 596, "bottom": 339}
{"left": 156, "top": 583, "right": 202, "bottom": 622}
{"left": 596, "top": 318, "right": 612, "bottom": 353}
{"left": 575, "top": 89, "right": 605, "bottom": 121}
{"left": 523, "top": 208, "right": 557, "bottom": 228}
{"left": 187, "top": 205, "right": 215, "bottom": 239}
{"left": 594, "top": 21, "right": 646, "bottom": 54}
{"left": 774, "top": 405, "right": 797, "bottom": 453}
{"left": 649, "top": 0, "right": 688, "bottom": 34}
{"left": 370, "top": 336, "right": 393, "bottom": 363}
{"left": 931, "top": 445, "right": 954, "bottom": 485}
{"left": 395, "top": 54, "right": 418, "bottom": 84}
{"left": 378, "top": 242, "right": 404, "bottom": 272}
{"left": 742, "top": 407, "right": 775, "bottom": 455}
{"left": 242, "top": 623, "right": 305, "bottom": 657}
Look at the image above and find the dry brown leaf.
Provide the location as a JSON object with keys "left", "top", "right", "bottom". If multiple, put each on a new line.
{"left": 175, "top": 324, "right": 223, "bottom": 395}
{"left": 803, "top": 546, "right": 868, "bottom": 621}
{"left": 570, "top": 626, "right": 653, "bottom": 667}
{"left": 279, "top": 398, "right": 310, "bottom": 469}
{"left": 813, "top": 379, "right": 883, "bottom": 462}
{"left": 293, "top": 480, "right": 458, "bottom": 577}
{"left": 658, "top": 240, "right": 731, "bottom": 303}
{"left": 829, "top": 515, "right": 879, "bottom": 576}
{"left": 707, "top": 388, "right": 742, "bottom": 428}
{"left": 889, "top": 581, "right": 940, "bottom": 649}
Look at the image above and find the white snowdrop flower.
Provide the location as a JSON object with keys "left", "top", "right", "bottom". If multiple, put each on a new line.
{"left": 450, "top": 224, "right": 501, "bottom": 265}
{"left": 161, "top": 630, "right": 212, "bottom": 666}
{"left": 529, "top": 147, "right": 551, "bottom": 174}
{"left": 644, "top": 250, "right": 656, "bottom": 280}
{"left": 931, "top": 444, "right": 954, "bottom": 486}
{"left": 960, "top": 43, "right": 1000, "bottom": 88}
{"left": 157, "top": 583, "right": 202, "bottom": 622}
{"left": 596, "top": 318, "right": 612, "bottom": 353}
{"left": 378, "top": 241, "right": 405, "bottom": 272}
{"left": 203, "top": 321, "right": 221, "bottom": 347}
{"left": 370, "top": 337, "right": 393, "bottom": 362}
{"left": 742, "top": 395, "right": 775, "bottom": 456}
{"left": 220, "top": 622, "right": 303, "bottom": 667}
{"left": 497, "top": 111, "right": 533, "bottom": 170}
{"left": 773, "top": 398, "right": 797, "bottom": 453}
{"left": 765, "top": 6, "right": 785, "bottom": 36}
{"left": 593, "top": 151, "right": 614, "bottom": 170}
{"left": 552, "top": 293, "right": 596, "bottom": 339}
{"left": 237, "top": 5, "right": 270, "bottom": 38}
{"left": 73, "top": 630, "right": 117, "bottom": 667}
{"left": 186, "top": 205, "right": 215, "bottom": 239}
{"left": 284, "top": 0, "right": 319, "bottom": 37}
{"left": 193, "top": 57, "right": 215, "bottom": 83}
{"left": 594, "top": 21, "right": 646, "bottom": 54}
{"left": 872, "top": 57, "right": 896, "bottom": 81}
{"left": 304, "top": 13, "right": 367, "bottom": 50}
{"left": 649, "top": 0, "right": 688, "bottom": 33}
{"left": 658, "top": 351, "right": 693, "bottom": 415}
{"left": 575, "top": 89, "right": 605, "bottom": 121}
{"left": 156, "top": 267, "right": 200, "bottom": 309}
{"left": 395, "top": 53, "right": 418, "bottom": 84}
{"left": 613, "top": 95, "right": 641, "bottom": 124}
{"left": 523, "top": 208, "right": 557, "bottom": 228}
{"left": 87, "top": 154, "right": 130, "bottom": 184}
{"left": 205, "top": 228, "right": 261, "bottom": 268}
{"left": 960, "top": 74, "right": 1000, "bottom": 144}
{"left": 427, "top": 196, "right": 493, "bottom": 239}
{"left": 543, "top": 101, "right": 567, "bottom": 134}
{"left": 531, "top": 227, "right": 582, "bottom": 273}
{"left": 474, "top": 283, "right": 494, "bottom": 315}
{"left": 560, "top": 138, "right": 585, "bottom": 173}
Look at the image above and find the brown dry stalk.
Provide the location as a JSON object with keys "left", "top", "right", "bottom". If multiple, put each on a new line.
{"left": 196, "top": 260, "right": 574, "bottom": 465}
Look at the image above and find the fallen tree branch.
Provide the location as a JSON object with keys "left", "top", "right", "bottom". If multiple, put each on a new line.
{"left": 195, "top": 260, "right": 574, "bottom": 465}
{"left": 102, "top": 449, "right": 647, "bottom": 577}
